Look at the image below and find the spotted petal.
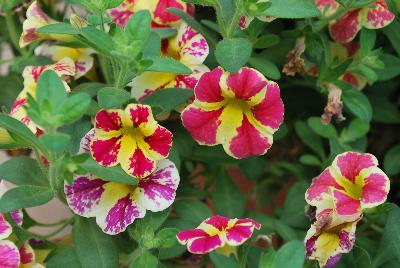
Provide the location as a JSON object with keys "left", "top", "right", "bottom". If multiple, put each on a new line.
{"left": 316, "top": 0, "right": 340, "bottom": 17}
{"left": 360, "top": 168, "right": 390, "bottom": 209}
{"left": 0, "top": 214, "right": 12, "bottom": 240}
{"left": 329, "top": 10, "right": 362, "bottom": 43}
{"left": 0, "top": 240, "right": 20, "bottom": 268}
{"left": 176, "top": 23, "right": 209, "bottom": 66}
{"left": 360, "top": 0, "right": 394, "bottom": 29}
{"left": 152, "top": 0, "right": 189, "bottom": 26}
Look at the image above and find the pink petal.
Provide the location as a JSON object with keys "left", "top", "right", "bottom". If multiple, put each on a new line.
{"left": 95, "top": 110, "right": 123, "bottom": 132}
{"left": 194, "top": 67, "right": 225, "bottom": 103}
{"left": 315, "top": 0, "right": 340, "bottom": 16}
{"left": 361, "top": 0, "right": 394, "bottom": 29}
{"left": 0, "top": 240, "right": 20, "bottom": 268}
{"left": 330, "top": 10, "right": 362, "bottom": 43}
{"left": 153, "top": 0, "right": 186, "bottom": 26}
{"left": 19, "top": 243, "right": 34, "bottom": 265}
{"left": 187, "top": 234, "right": 224, "bottom": 254}
{"left": 177, "top": 228, "right": 209, "bottom": 244}
{"left": 251, "top": 82, "right": 284, "bottom": 129}
{"left": 10, "top": 210, "right": 23, "bottom": 227}
{"left": 332, "top": 189, "right": 361, "bottom": 217}
{"left": 225, "top": 67, "right": 268, "bottom": 101}
{"left": 181, "top": 106, "right": 223, "bottom": 145}
{"left": 361, "top": 172, "right": 389, "bottom": 207}
{"left": 125, "top": 148, "right": 156, "bottom": 178}
{"left": 204, "top": 216, "right": 230, "bottom": 230}
{"left": 64, "top": 175, "right": 107, "bottom": 217}
{"left": 128, "top": 104, "right": 152, "bottom": 128}
{"left": 225, "top": 218, "right": 261, "bottom": 246}
{"left": 0, "top": 214, "right": 12, "bottom": 240}
{"left": 145, "top": 126, "right": 173, "bottom": 158}
{"left": 91, "top": 136, "right": 121, "bottom": 167}
{"left": 335, "top": 152, "right": 377, "bottom": 183}
{"left": 306, "top": 168, "right": 342, "bottom": 204}
{"left": 79, "top": 129, "right": 96, "bottom": 153}
{"left": 136, "top": 159, "right": 179, "bottom": 212}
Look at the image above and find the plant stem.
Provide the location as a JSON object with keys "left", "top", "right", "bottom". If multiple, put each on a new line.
{"left": 99, "top": 55, "right": 113, "bottom": 84}
{"left": 30, "top": 218, "right": 74, "bottom": 240}
{"left": 5, "top": 10, "right": 26, "bottom": 55}
{"left": 115, "top": 61, "right": 128, "bottom": 89}
{"left": 225, "top": 0, "right": 244, "bottom": 38}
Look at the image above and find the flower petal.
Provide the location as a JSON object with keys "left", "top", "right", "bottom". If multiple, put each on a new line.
{"left": 360, "top": 0, "right": 394, "bottom": 29}
{"left": 174, "top": 64, "right": 210, "bottom": 91}
{"left": 109, "top": 0, "right": 135, "bottom": 27}
{"left": 64, "top": 175, "right": 107, "bottom": 217}
{"left": 153, "top": 0, "right": 187, "bottom": 26}
{"left": 10, "top": 210, "right": 23, "bottom": 227}
{"left": 316, "top": 0, "right": 340, "bottom": 17}
{"left": 0, "top": 214, "right": 12, "bottom": 240}
{"left": 329, "top": 10, "right": 362, "bottom": 43}
{"left": 187, "top": 234, "right": 224, "bottom": 254}
{"left": 130, "top": 72, "right": 176, "bottom": 101}
{"left": 126, "top": 104, "right": 157, "bottom": 133}
{"left": 181, "top": 106, "right": 224, "bottom": 145}
{"left": 225, "top": 218, "right": 261, "bottom": 246}
{"left": 0, "top": 240, "right": 20, "bottom": 268}
{"left": 194, "top": 67, "right": 225, "bottom": 103}
{"left": 91, "top": 136, "right": 122, "bottom": 167}
{"left": 94, "top": 110, "right": 124, "bottom": 132}
{"left": 333, "top": 152, "right": 377, "bottom": 183}
{"left": 332, "top": 189, "right": 361, "bottom": 217}
{"left": 204, "top": 216, "right": 230, "bottom": 230}
{"left": 177, "top": 229, "right": 209, "bottom": 244}
{"left": 119, "top": 147, "right": 156, "bottom": 178}
{"left": 144, "top": 126, "right": 173, "bottom": 159}
{"left": 19, "top": 243, "right": 35, "bottom": 265}
{"left": 177, "top": 23, "right": 209, "bottom": 66}
{"left": 79, "top": 129, "right": 96, "bottom": 153}
{"left": 306, "top": 168, "right": 341, "bottom": 206}
{"left": 360, "top": 169, "right": 390, "bottom": 208}
{"left": 136, "top": 159, "right": 179, "bottom": 211}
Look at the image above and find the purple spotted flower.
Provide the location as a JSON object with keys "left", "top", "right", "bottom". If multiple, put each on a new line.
{"left": 64, "top": 131, "right": 180, "bottom": 235}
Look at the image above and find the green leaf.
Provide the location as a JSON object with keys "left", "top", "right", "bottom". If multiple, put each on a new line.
{"left": 155, "top": 228, "right": 179, "bottom": 249}
{"left": 37, "top": 23, "right": 79, "bottom": 35}
{"left": 0, "top": 157, "right": 47, "bottom": 186}
{"left": 273, "top": 241, "right": 306, "bottom": 268}
{"left": 98, "top": 87, "right": 130, "bottom": 109}
{"left": 259, "top": 248, "right": 276, "bottom": 268}
{"left": 130, "top": 251, "right": 158, "bottom": 268}
{"left": 60, "top": 118, "right": 92, "bottom": 154}
{"left": 384, "top": 145, "right": 400, "bottom": 175}
{"left": 80, "top": 27, "right": 115, "bottom": 55}
{"left": 40, "top": 133, "right": 71, "bottom": 153}
{"left": 182, "top": 0, "right": 214, "bottom": 5}
{"left": 383, "top": 20, "right": 400, "bottom": 56}
{"left": 215, "top": 38, "right": 253, "bottom": 72}
{"left": 174, "top": 200, "right": 212, "bottom": 226}
{"left": 212, "top": 171, "right": 245, "bottom": 218}
{"left": 144, "top": 56, "right": 192, "bottom": 74}
{"left": 339, "top": 118, "right": 370, "bottom": 143}
{"left": 0, "top": 75, "right": 23, "bottom": 110}
{"left": 295, "top": 121, "right": 325, "bottom": 160}
{"left": 369, "top": 96, "right": 400, "bottom": 124}
{"left": 140, "top": 88, "right": 193, "bottom": 114}
{"left": 126, "top": 10, "right": 151, "bottom": 43}
{"left": 307, "top": 117, "right": 338, "bottom": 138}
{"left": 0, "top": 185, "right": 53, "bottom": 213}
{"left": 45, "top": 247, "right": 82, "bottom": 268}
{"left": 210, "top": 252, "right": 240, "bottom": 268}
{"left": 248, "top": 57, "right": 281, "bottom": 80}
{"left": 58, "top": 93, "right": 91, "bottom": 124}
{"left": 254, "top": 34, "right": 280, "bottom": 49}
{"left": 0, "top": 114, "right": 48, "bottom": 157}
{"left": 299, "top": 154, "right": 321, "bottom": 167}
{"left": 341, "top": 84, "right": 373, "bottom": 122}
{"left": 73, "top": 218, "right": 119, "bottom": 268}
{"left": 280, "top": 182, "right": 309, "bottom": 228}
{"left": 79, "top": 157, "right": 138, "bottom": 185}
{"left": 376, "top": 54, "right": 400, "bottom": 81}
{"left": 264, "top": 0, "right": 320, "bottom": 18}
{"left": 36, "top": 70, "right": 68, "bottom": 108}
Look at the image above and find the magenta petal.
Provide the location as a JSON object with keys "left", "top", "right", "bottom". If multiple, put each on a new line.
{"left": 335, "top": 152, "right": 376, "bottom": 183}
{"left": 0, "top": 214, "right": 12, "bottom": 240}
{"left": 361, "top": 172, "right": 389, "bottom": 206}
{"left": 0, "top": 240, "right": 20, "bottom": 268}
{"left": 330, "top": 10, "right": 361, "bottom": 43}
{"left": 204, "top": 216, "right": 230, "bottom": 230}
{"left": 187, "top": 234, "right": 224, "bottom": 254}
{"left": 194, "top": 67, "right": 224, "bottom": 103}
{"left": 226, "top": 67, "right": 267, "bottom": 101}
{"left": 177, "top": 229, "right": 209, "bottom": 244}
{"left": 332, "top": 189, "right": 361, "bottom": 217}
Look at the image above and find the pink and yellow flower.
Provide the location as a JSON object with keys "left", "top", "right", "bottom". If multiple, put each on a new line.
{"left": 316, "top": 0, "right": 395, "bottom": 43}
{"left": 305, "top": 208, "right": 360, "bottom": 268}
{"left": 89, "top": 104, "right": 173, "bottom": 178}
{"left": 181, "top": 67, "right": 284, "bottom": 159}
{"left": 19, "top": 1, "right": 74, "bottom": 48}
{"left": 35, "top": 44, "right": 95, "bottom": 79}
{"left": 9, "top": 58, "right": 76, "bottom": 136}
{"left": 176, "top": 216, "right": 261, "bottom": 254}
{"left": 66, "top": 131, "right": 179, "bottom": 235}
{"left": 109, "top": 0, "right": 194, "bottom": 28}
{"left": 306, "top": 152, "right": 390, "bottom": 218}
{"left": 131, "top": 23, "right": 209, "bottom": 101}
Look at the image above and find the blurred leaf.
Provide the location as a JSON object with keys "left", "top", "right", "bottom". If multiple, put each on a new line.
{"left": 342, "top": 85, "right": 373, "bottom": 122}
{"left": 130, "top": 251, "right": 158, "bottom": 268}
{"left": 249, "top": 57, "right": 281, "bottom": 80}
{"left": 280, "top": 182, "right": 309, "bottom": 228}
{"left": 273, "top": 241, "right": 305, "bottom": 268}
{"left": 73, "top": 218, "right": 119, "bottom": 268}
{"left": 216, "top": 38, "right": 253, "bottom": 72}
{"left": 376, "top": 54, "right": 400, "bottom": 80}
{"left": 0, "top": 157, "right": 47, "bottom": 186}
{"left": 210, "top": 252, "right": 240, "bottom": 268}
{"left": 307, "top": 117, "right": 337, "bottom": 138}
{"left": 37, "top": 23, "right": 79, "bottom": 35}
{"left": 45, "top": 247, "right": 82, "bottom": 268}
{"left": 174, "top": 200, "right": 212, "bottom": 226}
{"left": 295, "top": 121, "right": 325, "bottom": 160}
{"left": 0, "top": 185, "right": 53, "bottom": 213}
{"left": 156, "top": 228, "right": 179, "bottom": 249}
{"left": 259, "top": 248, "right": 276, "bottom": 268}
{"left": 299, "top": 154, "right": 321, "bottom": 166}
{"left": 144, "top": 57, "right": 192, "bottom": 74}
{"left": 58, "top": 93, "right": 91, "bottom": 124}
{"left": 0, "top": 75, "right": 23, "bottom": 110}
{"left": 384, "top": 145, "right": 400, "bottom": 175}
{"left": 141, "top": 88, "right": 193, "bottom": 114}
{"left": 40, "top": 133, "right": 71, "bottom": 153}
{"left": 98, "top": 87, "right": 130, "bottom": 109}
{"left": 264, "top": 0, "right": 320, "bottom": 18}
{"left": 254, "top": 34, "right": 280, "bottom": 49}
{"left": 339, "top": 119, "right": 370, "bottom": 143}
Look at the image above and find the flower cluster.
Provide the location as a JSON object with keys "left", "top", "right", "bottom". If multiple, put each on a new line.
{"left": 304, "top": 152, "right": 390, "bottom": 267}
{"left": 316, "top": 0, "right": 395, "bottom": 43}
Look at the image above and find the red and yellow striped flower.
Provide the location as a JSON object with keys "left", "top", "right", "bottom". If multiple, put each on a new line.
{"left": 316, "top": 0, "right": 395, "bottom": 43}
{"left": 181, "top": 67, "right": 284, "bottom": 159}
{"left": 306, "top": 152, "right": 390, "bottom": 219}
{"left": 19, "top": 1, "right": 74, "bottom": 48}
{"left": 305, "top": 208, "right": 360, "bottom": 268}
{"left": 177, "top": 216, "right": 261, "bottom": 255}
{"left": 35, "top": 44, "right": 95, "bottom": 79}
{"left": 89, "top": 104, "right": 173, "bottom": 178}
{"left": 131, "top": 23, "right": 209, "bottom": 101}
{"left": 109, "top": 0, "right": 194, "bottom": 28}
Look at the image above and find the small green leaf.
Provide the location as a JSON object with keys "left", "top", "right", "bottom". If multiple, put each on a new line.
{"left": 40, "top": 133, "right": 71, "bottom": 153}
{"left": 248, "top": 57, "right": 281, "bottom": 80}
{"left": 210, "top": 252, "right": 240, "bottom": 268}
{"left": 342, "top": 87, "right": 373, "bottom": 122}
{"left": 140, "top": 88, "right": 193, "bottom": 114}
{"left": 295, "top": 121, "right": 325, "bottom": 160}
{"left": 299, "top": 154, "right": 321, "bottom": 167}
{"left": 98, "top": 87, "right": 130, "bottom": 109}
{"left": 79, "top": 157, "right": 138, "bottom": 185}
{"left": 254, "top": 34, "right": 280, "bottom": 49}
{"left": 126, "top": 10, "right": 151, "bottom": 43}
{"left": 259, "top": 248, "right": 276, "bottom": 268}
{"left": 0, "top": 157, "right": 47, "bottom": 186}
{"left": 215, "top": 38, "right": 253, "bottom": 72}
{"left": 156, "top": 228, "right": 179, "bottom": 249}
{"left": 307, "top": 117, "right": 338, "bottom": 138}
{"left": 264, "top": 0, "right": 320, "bottom": 18}
{"left": 144, "top": 56, "right": 192, "bottom": 74}
{"left": 376, "top": 54, "right": 400, "bottom": 81}
{"left": 273, "top": 241, "right": 306, "bottom": 268}
{"left": 36, "top": 70, "right": 68, "bottom": 109}
{"left": 45, "top": 247, "right": 82, "bottom": 268}
{"left": 339, "top": 118, "right": 370, "bottom": 143}
{"left": 80, "top": 27, "right": 116, "bottom": 55}
{"left": 0, "top": 185, "right": 53, "bottom": 213}
{"left": 73, "top": 218, "right": 119, "bottom": 268}
{"left": 130, "top": 251, "right": 158, "bottom": 268}
{"left": 58, "top": 93, "right": 91, "bottom": 124}
{"left": 174, "top": 200, "right": 212, "bottom": 226}
{"left": 280, "top": 182, "right": 309, "bottom": 228}
{"left": 384, "top": 145, "right": 400, "bottom": 175}
{"left": 37, "top": 23, "right": 79, "bottom": 35}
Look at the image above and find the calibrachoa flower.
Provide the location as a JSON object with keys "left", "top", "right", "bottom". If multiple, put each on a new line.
{"left": 35, "top": 44, "right": 95, "bottom": 79}
{"left": 19, "top": 1, "right": 74, "bottom": 48}
{"left": 89, "top": 104, "right": 173, "bottom": 178}
{"left": 316, "top": 0, "right": 395, "bottom": 43}
{"left": 181, "top": 67, "right": 284, "bottom": 159}
{"left": 306, "top": 152, "right": 390, "bottom": 218}
{"left": 66, "top": 131, "right": 179, "bottom": 235}
{"left": 131, "top": 23, "right": 209, "bottom": 101}
{"left": 177, "top": 216, "right": 261, "bottom": 254}
{"left": 9, "top": 58, "right": 75, "bottom": 136}
{"left": 109, "top": 0, "right": 194, "bottom": 28}
{"left": 305, "top": 208, "right": 361, "bottom": 268}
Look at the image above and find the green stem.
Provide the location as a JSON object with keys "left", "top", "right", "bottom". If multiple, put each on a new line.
{"left": 115, "top": 61, "right": 128, "bottom": 89}
{"left": 99, "top": 55, "right": 113, "bottom": 84}
{"left": 224, "top": 0, "right": 244, "bottom": 38}
{"left": 30, "top": 218, "right": 74, "bottom": 240}
{"left": 35, "top": 217, "right": 73, "bottom": 227}
{"left": 33, "top": 147, "right": 49, "bottom": 178}
{"left": 5, "top": 10, "right": 26, "bottom": 55}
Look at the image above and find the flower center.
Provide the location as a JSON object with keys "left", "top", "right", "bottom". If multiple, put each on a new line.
{"left": 225, "top": 98, "right": 251, "bottom": 112}
{"left": 335, "top": 175, "right": 363, "bottom": 200}
{"left": 120, "top": 127, "right": 144, "bottom": 140}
